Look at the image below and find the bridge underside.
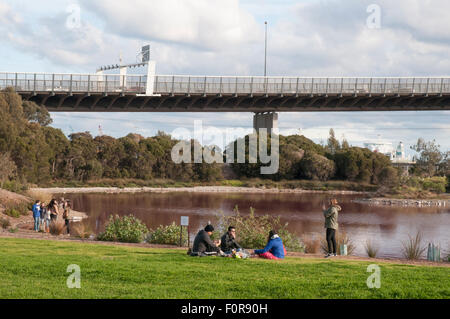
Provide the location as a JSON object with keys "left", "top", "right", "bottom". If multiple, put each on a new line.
{"left": 19, "top": 92, "right": 450, "bottom": 112}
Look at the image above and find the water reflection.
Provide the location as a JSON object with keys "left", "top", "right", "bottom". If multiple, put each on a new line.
{"left": 65, "top": 192, "right": 450, "bottom": 258}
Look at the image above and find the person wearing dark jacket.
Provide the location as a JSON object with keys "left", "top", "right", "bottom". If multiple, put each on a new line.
{"left": 220, "top": 226, "right": 241, "bottom": 254}
{"left": 191, "top": 225, "right": 221, "bottom": 257}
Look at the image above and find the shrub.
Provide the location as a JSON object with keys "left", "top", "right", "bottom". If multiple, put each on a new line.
{"left": 146, "top": 222, "right": 188, "bottom": 246}
{"left": 299, "top": 151, "right": 336, "bottom": 181}
{"left": 1, "top": 180, "right": 28, "bottom": 193}
{"left": 216, "top": 206, "right": 305, "bottom": 252}
{"left": 97, "top": 215, "right": 148, "bottom": 243}
{"left": 9, "top": 227, "right": 18, "bottom": 233}
{"left": 1, "top": 217, "right": 11, "bottom": 229}
{"left": 379, "top": 167, "right": 399, "bottom": 188}
{"left": 70, "top": 222, "right": 92, "bottom": 239}
{"left": 302, "top": 234, "right": 320, "bottom": 254}
{"left": 5, "top": 208, "right": 21, "bottom": 218}
{"left": 49, "top": 221, "right": 65, "bottom": 236}
{"left": 364, "top": 240, "right": 379, "bottom": 258}
{"left": 321, "top": 230, "right": 355, "bottom": 255}
{"left": 25, "top": 189, "right": 53, "bottom": 205}
{"left": 401, "top": 232, "right": 426, "bottom": 260}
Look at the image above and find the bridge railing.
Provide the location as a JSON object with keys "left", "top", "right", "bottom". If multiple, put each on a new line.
{"left": 154, "top": 76, "right": 450, "bottom": 95}
{"left": 1, "top": 72, "right": 450, "bottom": 96}
{"left": 0, "top": 72, "right": 147, "bottom": 94}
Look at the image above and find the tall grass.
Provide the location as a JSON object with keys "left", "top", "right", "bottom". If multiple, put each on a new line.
{"left": 401, "top": 232, "right": 427, "bottom": 260}
{"left": 49, "top": 221, "right": 65, "bottom": 236}
{"left": 302, "top": 234, "right": 320, "bottom": 254}
{"left": 320, "top": 230, "right": 355, "bottom": 255}
{"left": 70, "top": 222, "right": 93, "bottom": 239}
{"left": 364, "top": 240, "right": 379, "bottom": 258}
{"left": 25, "top": 189, "right": 53, "bottom": 205}
{"left": 0, "top": 217, "right": 11, "bottom": 229}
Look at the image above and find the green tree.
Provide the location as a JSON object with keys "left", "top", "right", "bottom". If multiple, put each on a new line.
{"left": 411, "top": 138, "right": 443, "bottom": 177}
{"left": 327, "top": 128, "right": 340, "bottom": 155}
{"left": 0, "top": 152, "right": 17, "bottom": 188}
{"left": 22, "top": 101, "right": 52, "bottom": 126}
{"left": 299, "top": 151, "right": 336, "bottom": 181}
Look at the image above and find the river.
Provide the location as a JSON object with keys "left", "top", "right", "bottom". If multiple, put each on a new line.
{"left": 65, "top": 192, "right": 450, "bottom": 258}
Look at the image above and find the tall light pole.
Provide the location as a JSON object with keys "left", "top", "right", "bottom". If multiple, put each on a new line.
{"left": 264, "top": 21, "right": 268, "bottom": 77}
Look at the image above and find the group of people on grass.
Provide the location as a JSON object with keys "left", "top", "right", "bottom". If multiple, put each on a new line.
{"left": 32, "top": 198, "right": 72, "bottom": 234}
{"left": 190, "top": 198, "right": 341, "bottom": 260}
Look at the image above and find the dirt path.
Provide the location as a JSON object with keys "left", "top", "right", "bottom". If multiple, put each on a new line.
{"left": 0, "top": 230, "right": 448, "bottom": 268}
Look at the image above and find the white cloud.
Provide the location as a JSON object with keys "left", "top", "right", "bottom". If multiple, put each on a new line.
{"left": 80, "top": 0, "right": 261, "bottom": 51}
{"left": 1, "top": 0, "right": 449, "bottom": 151}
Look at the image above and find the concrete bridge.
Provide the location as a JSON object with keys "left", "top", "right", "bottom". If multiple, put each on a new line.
{"left": 1, "top": 72, "right": 450, "bottom": 130}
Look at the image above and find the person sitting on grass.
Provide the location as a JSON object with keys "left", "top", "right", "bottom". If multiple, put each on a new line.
{"left": 220, "top": 226, "right": 242, "bottom": 254}
{"left": 190, "top": 224, "right": 222, "bottom": 257}
{"left": 253, "top": 230, "right": 286, "bottom": 260}
{"left": 32, "top": 200, "right": 41, "bottom": 232}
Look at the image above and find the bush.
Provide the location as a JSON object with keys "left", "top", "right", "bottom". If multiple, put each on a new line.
{"left": 364, "top": 240, "right": 379, "bottom": 258}
{"left": 9, "top": 227, "right": 18, "bottom": 233}
{"left": 146, "top": 222, "right": 188, "bottom": 246}
{"left": 97, "top": 215, "right": 148, "bottom": 243}
{"left": 49, "top": 221, "right": 65, "bottom": 236}
{"left": 4, "top": 208, "right": 21, "bottom": 218}
{"left": 302, "top": 234, "right": 320, "bottom": 254}
{"left": 299, "top": 151, "right": 336, "bottom": 181}
{"left": 379, "top": 167, "right": 399, "bottom": 188}
{"left": 1, "top": 217, "right": 11, "bottom": 229}
{"left": 401, "top": 232, "right": 426, "bottom": 260}
{"left": 1, "top": 180, "right": 28, "bottom": 193}
{"left": 216, "top": 206, "right": 305, "bottom": 252}
{"left": 321, "top": 230, "right": 355, "bottom": 255}
{"left": 25, "top": 189, "right": 53, "bottom": 205}
{"left": 70, "top": 222, "right": 93, "bottom": 239}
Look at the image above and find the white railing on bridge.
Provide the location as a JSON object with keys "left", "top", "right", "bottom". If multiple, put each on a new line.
{"left": 1, "top": 72, "right": 449, "bottom": 96}
{"left": 0, "top": 72, "right": 147, "bottom": 94}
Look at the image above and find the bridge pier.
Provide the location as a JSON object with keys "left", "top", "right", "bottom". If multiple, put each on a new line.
{"left": 253, "top": 112, "right": 278, "bottom": 132}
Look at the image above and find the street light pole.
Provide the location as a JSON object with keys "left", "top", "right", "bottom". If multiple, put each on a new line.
{"left": 264, "top": 21, "right": 268, "bottom": 77}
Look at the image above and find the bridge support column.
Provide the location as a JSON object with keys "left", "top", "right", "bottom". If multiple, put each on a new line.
{"left": 253, "top": 112, "right": 278, "bottom": 132}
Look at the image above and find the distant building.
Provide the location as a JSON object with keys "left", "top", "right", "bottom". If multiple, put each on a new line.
{"left": 364, "top": 141, "right": 415, "bottom": 176}
{"left": 363, "top": 142, "right": 394, "bottom": 159}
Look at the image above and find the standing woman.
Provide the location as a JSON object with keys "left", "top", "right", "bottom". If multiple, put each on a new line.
{"left": 49, "top": 199, "right": 59, "bottom": 223}
{"left": 40, "top": 202, "right": 47, "bottom": 232}
{"left": 322, "top": 198, "right": 341, "bottom": 258}
{"left": 42, "top": 202, "right": 51, "bottom": 233}
{"left": 63, "top": 201, "right": 71, "bottom": 235}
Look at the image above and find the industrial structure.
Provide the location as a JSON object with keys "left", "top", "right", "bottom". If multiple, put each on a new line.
{"left": 1, "top": 46, "right": 450, "bottom": 131}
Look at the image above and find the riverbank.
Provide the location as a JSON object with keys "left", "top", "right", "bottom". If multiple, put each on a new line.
{"left": 37, "top": 178, "right": 380, "bottom": 192}
{"left": 353, "top": 197, "right": 450, "bottom": 207}
{"left": 31, "top": 186, "right": 369, "bottom": 195}
{"left": 0, "top": 237, "right": 448, "bottom": 299}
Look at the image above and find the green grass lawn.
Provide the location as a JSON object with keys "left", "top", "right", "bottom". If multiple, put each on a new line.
{"left": 0, "top": 238, "right": 448, "bottom": 299}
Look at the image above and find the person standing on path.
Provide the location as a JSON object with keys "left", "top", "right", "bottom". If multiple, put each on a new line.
{"left": 322, "top": 198, "right": 341, "bottom": 258}
{"left": 48, "top": 199, "right": 59, "bottom": 222}
{"left": 32, "top": 200, "right": 41, "bottom": 232}
{"left": 63, "top": 200, "right": 71, "bottom": 235}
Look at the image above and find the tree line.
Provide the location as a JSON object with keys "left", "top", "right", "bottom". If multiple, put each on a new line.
{"left": 0, "top": 89, "right": 448, "bottom": 189}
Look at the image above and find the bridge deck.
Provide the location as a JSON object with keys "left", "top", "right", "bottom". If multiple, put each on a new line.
{"left": 1, "top": 72, "right": 450, "bottom": 112}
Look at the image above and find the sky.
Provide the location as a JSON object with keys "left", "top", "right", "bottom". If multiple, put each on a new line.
{"left": 1, "top": 0, "right": 449, "bottom": 155}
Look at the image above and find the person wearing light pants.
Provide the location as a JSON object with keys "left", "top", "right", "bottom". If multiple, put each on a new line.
{"left": 32, "top": 200, "right": 41, "bottom": 232}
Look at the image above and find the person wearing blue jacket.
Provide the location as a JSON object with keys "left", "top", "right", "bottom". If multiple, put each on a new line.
{"left": 254, "top": 230, "right": 286, "bottom": 260}
{"left": 32, "top": 200, "right": 41, "bottom": 232}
